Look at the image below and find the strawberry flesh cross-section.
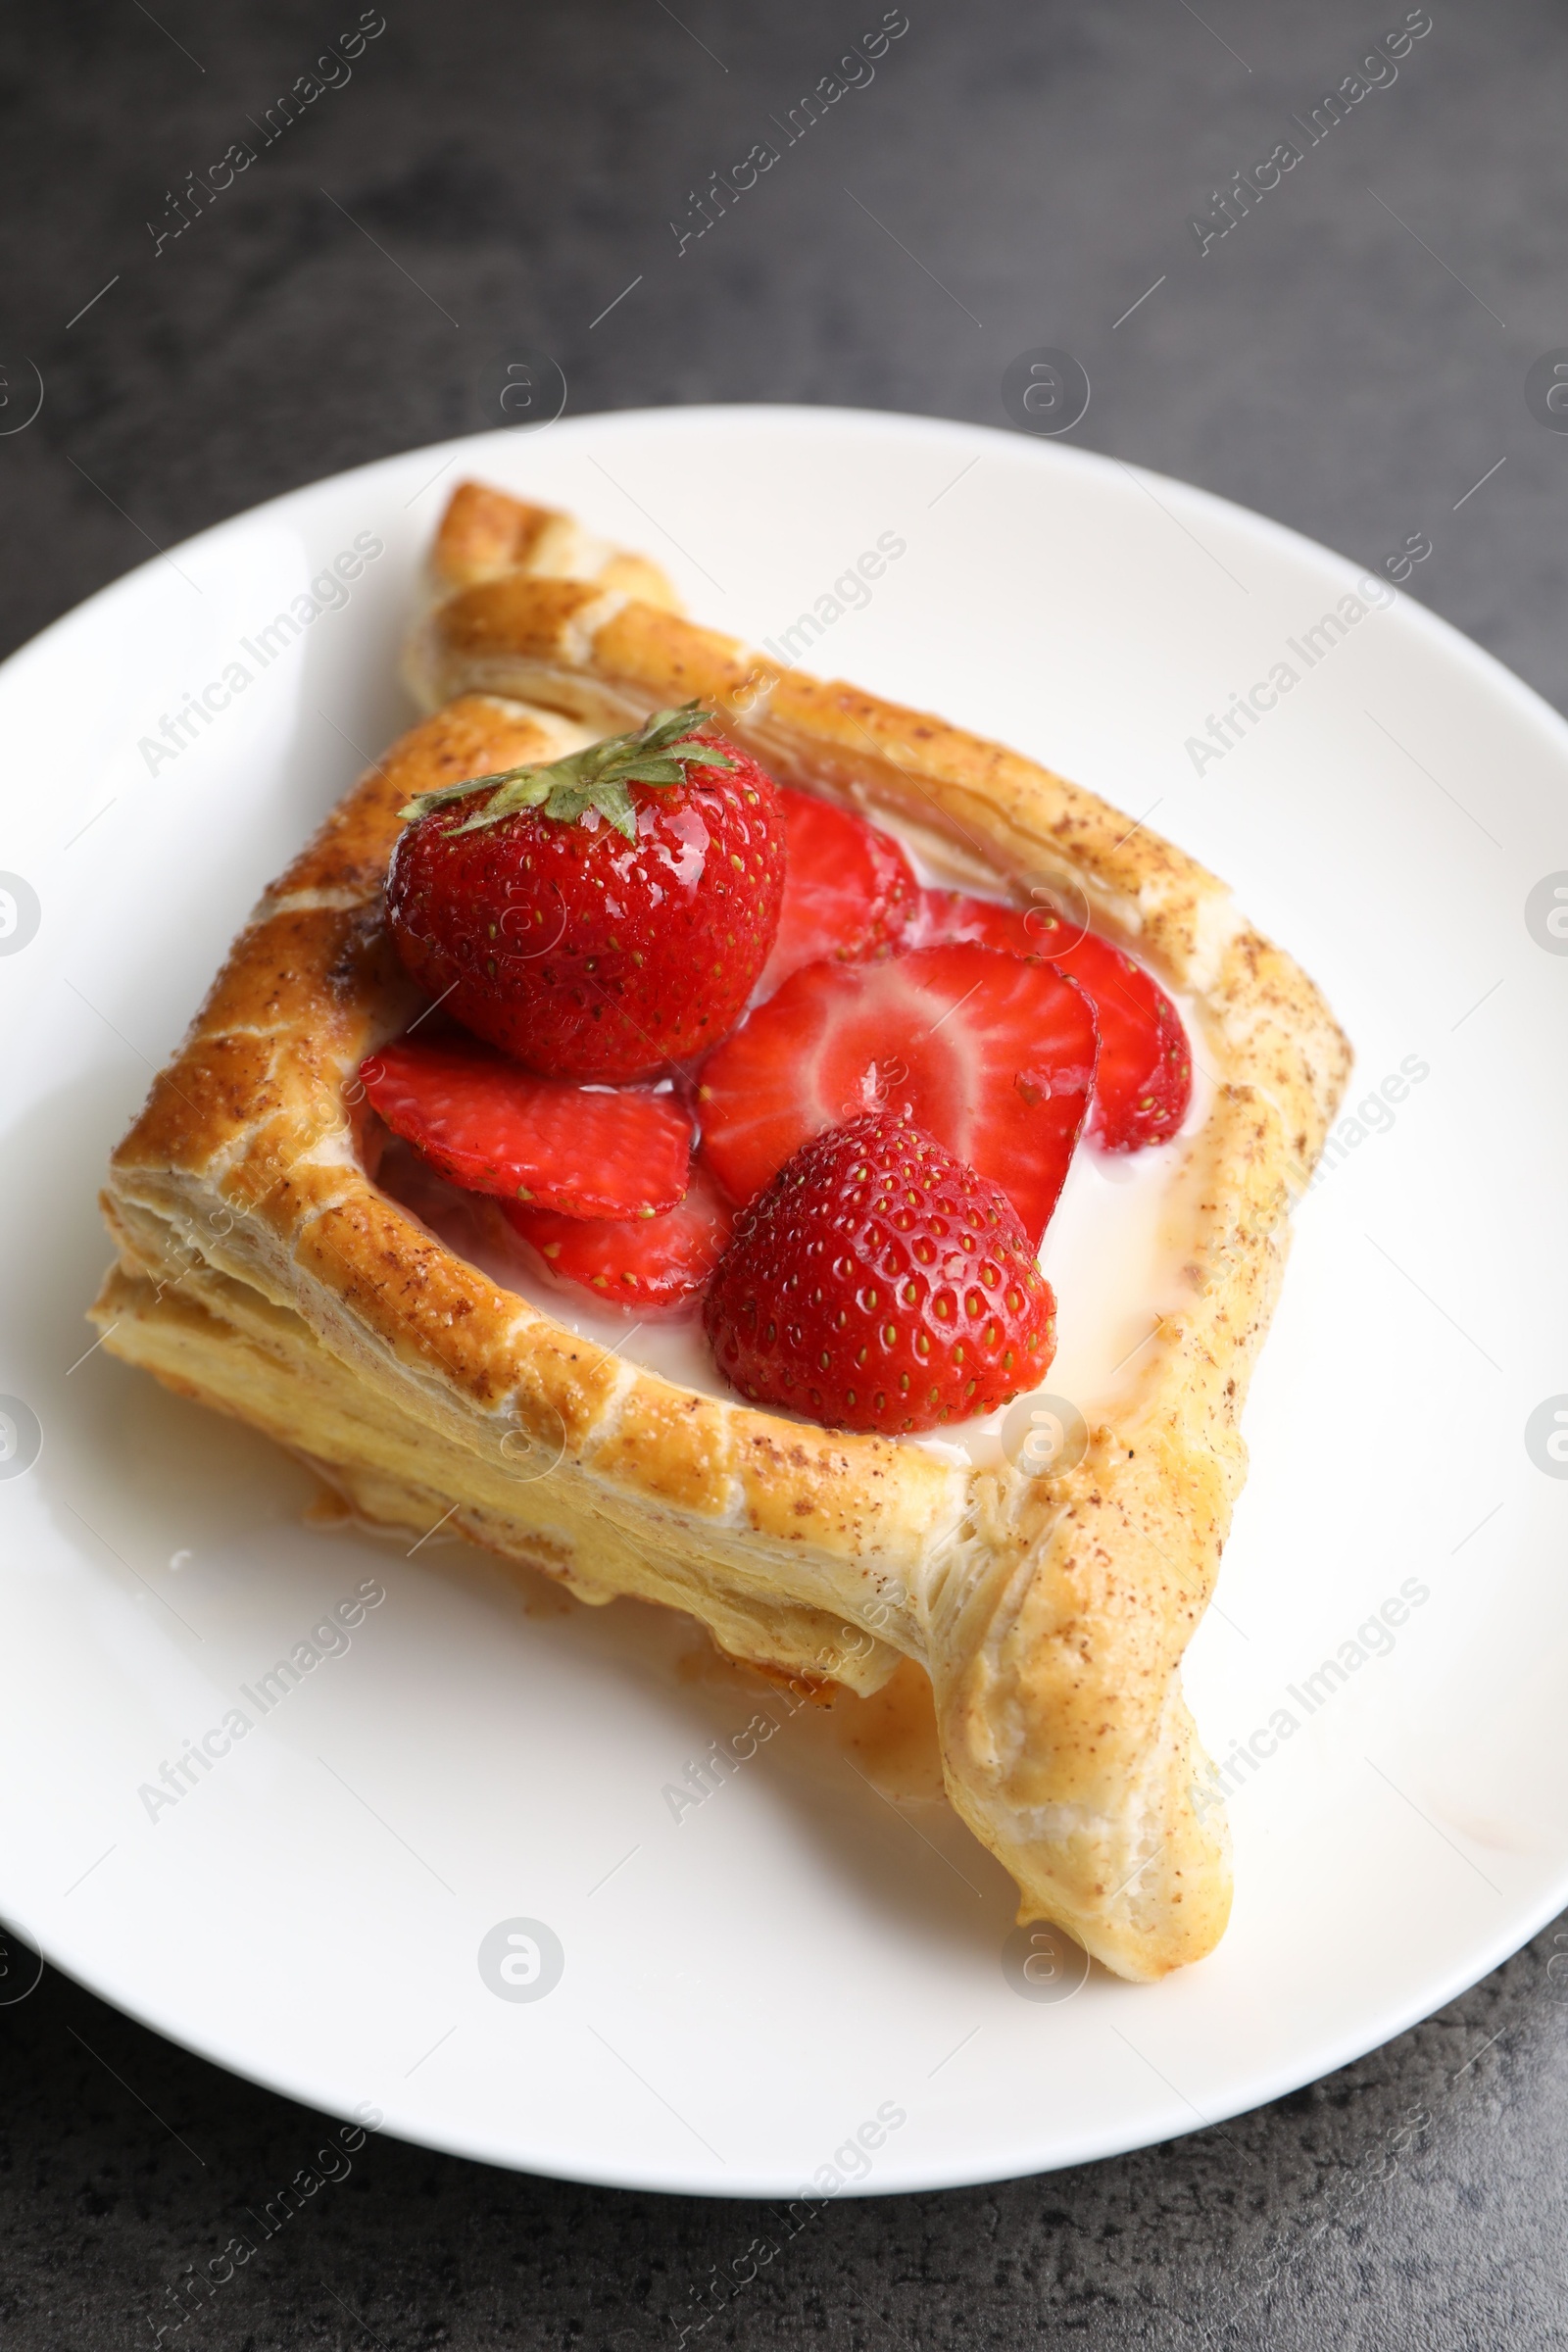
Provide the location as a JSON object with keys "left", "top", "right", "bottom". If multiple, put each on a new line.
{"left": 696, "top": 943, "right": 1099, "bottom": 1250}
{"left": 359, "top": 1038, "right": 693, "bottom": 1218}
{"left": 503, "top": 1166, "right": 734, "bottom": 1311}
{"left": 912, "top": 890, "right": 1193, "bottom": 1152}
{"left": 758, "top": 785, "right": 920, "bottom": 996}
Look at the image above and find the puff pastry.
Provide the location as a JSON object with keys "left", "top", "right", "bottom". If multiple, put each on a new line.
{"left": 92, "top": 480, "right": 1350, "bottom": 1981}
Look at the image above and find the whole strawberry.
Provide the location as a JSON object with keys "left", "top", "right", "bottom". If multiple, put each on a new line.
{"left": 704, "top": 1112, "right": 1055, "bottom": 1435}
{"left": 386, "top": 704, "right": 786, "bottom": 1083}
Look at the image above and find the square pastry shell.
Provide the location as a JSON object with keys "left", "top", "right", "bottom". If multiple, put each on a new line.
{"left": 93, "top": 484, "right": 1350, "bottom": 1981}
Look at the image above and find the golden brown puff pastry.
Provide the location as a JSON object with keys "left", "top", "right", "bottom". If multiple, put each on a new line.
{"left": 92, "top": 483, "right": 1350, "bottom": 1982}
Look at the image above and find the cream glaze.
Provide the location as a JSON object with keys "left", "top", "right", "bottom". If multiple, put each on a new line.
{"left": 368, "top": 792, "right": 1214, "bottom": 1469}
{"left": 95, "top": 480, "right": 1353, "bottom": 1980}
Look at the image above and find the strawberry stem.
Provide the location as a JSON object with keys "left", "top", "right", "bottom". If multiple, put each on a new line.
{"left": 398, "top": 702, "right": 734, "bottom": 845}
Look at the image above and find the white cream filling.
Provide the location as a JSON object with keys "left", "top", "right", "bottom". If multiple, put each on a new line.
{"left": 371, "top": 808, "right": 1211, "bottom": 1468}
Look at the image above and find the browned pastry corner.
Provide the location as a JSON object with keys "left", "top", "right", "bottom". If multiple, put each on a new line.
{"left": 92, "top": 482, "right": 1350, "bottom": 1981}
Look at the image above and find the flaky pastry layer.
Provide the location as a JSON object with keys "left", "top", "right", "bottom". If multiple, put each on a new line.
{"left": 94, "top": 481, "right": 1350, "bottom": 1980}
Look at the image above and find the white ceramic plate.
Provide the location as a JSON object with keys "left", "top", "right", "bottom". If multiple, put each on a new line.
{"left": 2, "top": 406, "right": 1564, "bottom": 2199}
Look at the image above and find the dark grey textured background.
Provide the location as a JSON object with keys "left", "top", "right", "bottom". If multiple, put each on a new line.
{"left": 2, "top": 1, "right": 1566, "bottom": 2344}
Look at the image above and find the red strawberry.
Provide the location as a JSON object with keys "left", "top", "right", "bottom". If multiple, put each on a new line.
{"left": 503, "top": 1167, "right": 733, "bottom": 1311}
{"left": 386, "top": 703, "right": 786, "bottom": 1083}
{"left": 360, "top": 1038, "right": 691, "bottom": 1217}
{"left": 704, "top": 1113, "right": 1055, "bottom": 1434}
{"left": 913, "top": 889, "right": 1192, "bottom": 1151}
{"left": 696, "top": 944, "right": 1097, "bottom": 1249}
{"left": 758, "top": 787, "right": 919, "bottom": 996}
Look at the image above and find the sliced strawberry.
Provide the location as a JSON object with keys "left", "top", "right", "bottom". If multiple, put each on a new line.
{"left": 697, "top": 944, "right": 1097, "bottom": 1249}
{"left": 360, "top": 1039, "right": 691, "bottom": 1218}
{"left": 911, "top": 887, "right": 1038, "bottom": 960}
{"left": 914, "top": 889, "right": 1193, "bottom": 1152}
{"left": 758, "top": 787, "right": 919, "bottom": 996}
{"left": 503, "top": 1167, "right": 733, "bottom": 1311}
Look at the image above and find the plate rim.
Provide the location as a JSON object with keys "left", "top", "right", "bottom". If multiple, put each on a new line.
{"left": 4, "top": 399, "right": 1565, "bottom": 2195}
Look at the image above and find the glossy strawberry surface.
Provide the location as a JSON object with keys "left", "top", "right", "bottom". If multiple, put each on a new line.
{"left": 697, "top": 943, "right": 1098, "bottom": 1249}
{"left": 912, "top": 889, "right": 1192, "bottom": 1151}
{"left": 359, "top": 1039, "right": 692, "bottom": 1217}
{"left": 704, "top": 1113, "right": 1055, "bottom": 1434}
{"left": 758, "top": 787, "right": 919, "bottom": 996}
{"left": 386, "top": 731, "right": 786, "bottom": 1083}
{"left": 504, "top": 1165, "right": 733, "bottom": 1312}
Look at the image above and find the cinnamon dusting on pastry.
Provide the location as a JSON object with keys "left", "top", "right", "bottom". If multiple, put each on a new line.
{"left": 91, "top": 478, "right": 1352, "bottom": 1983}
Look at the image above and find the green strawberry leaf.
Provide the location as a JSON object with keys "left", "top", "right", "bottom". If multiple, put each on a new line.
{"left": 586, "top": 783, "right": 640, "bottom": 841}
{"left": 398, "top": 701, "right": 734, "bottom": 841}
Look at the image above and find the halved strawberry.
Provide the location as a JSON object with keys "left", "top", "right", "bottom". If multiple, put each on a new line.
{"left": 503, "top": 1167, "right": 733, "bottom": 1311}
{"left": 758, "top": 787, "right": 919, "bottom": 997}
{"left": 360, "top": 1038, "right": 691, "bottom": 1218}
{"left": 913, "top": 890, "right": 1193, "bottom": 1152}
{"left": 697, "top": 944, "right": 1097, "bottom": 1249}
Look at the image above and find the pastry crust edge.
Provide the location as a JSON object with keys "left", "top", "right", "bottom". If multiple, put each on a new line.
{"left": 93, "top": 483, "right": 1352, "bottom": 1983}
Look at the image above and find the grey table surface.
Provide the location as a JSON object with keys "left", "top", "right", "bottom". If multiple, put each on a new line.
{"left": 2, "top": 1, "right": 1566, "bottom": 2345}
